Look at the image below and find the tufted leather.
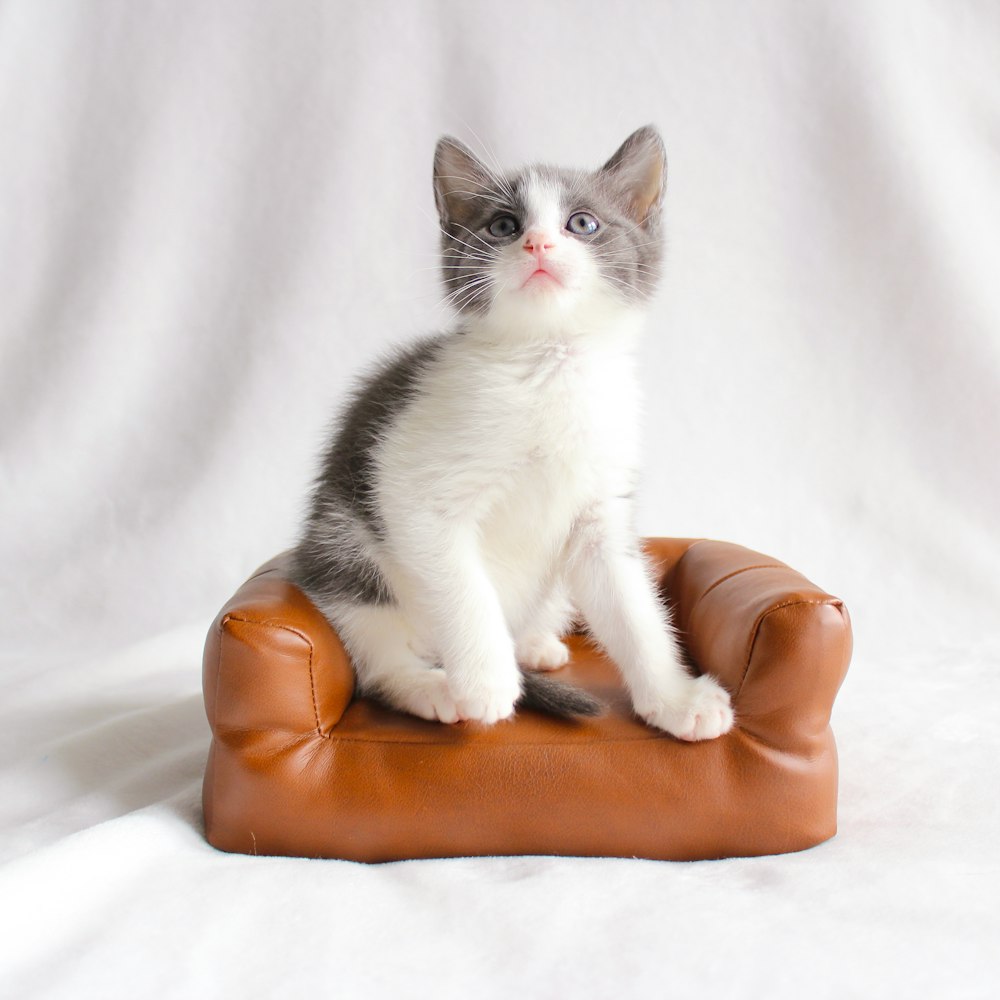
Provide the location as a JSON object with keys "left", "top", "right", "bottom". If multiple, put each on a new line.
{"left": 202, "top": 538, "right": 851, "bottom": 861}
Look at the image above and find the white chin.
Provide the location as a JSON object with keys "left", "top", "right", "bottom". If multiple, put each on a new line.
{"left": 516, "top": 286, "right": 575, "bottom": 317}
{"left": 521, "top": 281, "right": 564, "bottom": 299}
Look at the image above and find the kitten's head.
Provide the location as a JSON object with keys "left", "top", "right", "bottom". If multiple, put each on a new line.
{"left": 433, "top": 126, "right": 666, "bottom": 329}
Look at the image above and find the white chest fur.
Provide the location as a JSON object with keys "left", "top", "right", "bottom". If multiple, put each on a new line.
{"left": 381, "top": 327, "right": 640, "bottom": 505}
{"left": 374, "top": 318, "right": 644, "bottom": 633}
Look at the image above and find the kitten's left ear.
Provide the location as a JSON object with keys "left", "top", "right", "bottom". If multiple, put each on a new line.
{"left": 599, "top": 125, "right": 667, "bottom": 227}
{"left": 433, "top": 136, "right": 495, "bottom": 226}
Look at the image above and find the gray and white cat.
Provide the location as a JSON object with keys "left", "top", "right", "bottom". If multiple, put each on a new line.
{"left": 291, "top": 126, "right": 734, "bottom": 741}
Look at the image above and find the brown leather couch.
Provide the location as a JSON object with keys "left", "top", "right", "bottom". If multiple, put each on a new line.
{"left": 202, "top": 538, "right": 852, "bottom": 861}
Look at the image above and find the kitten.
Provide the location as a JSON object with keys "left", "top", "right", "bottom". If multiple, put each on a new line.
{"left": 291, "top": 126, "right": 734, "bottom": 741}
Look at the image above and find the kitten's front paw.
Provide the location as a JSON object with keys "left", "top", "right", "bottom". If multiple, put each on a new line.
{"left": 448, "top": 667, "right": 521, "bottom": 725}
{"left": 635, "top": 674, "right": 734, "bottom": 741}
{"left": 515, "top": 633, "right": 570, "bottom": 672}
{"left": 402, "top": 668, "right": 462, "bottom": 725}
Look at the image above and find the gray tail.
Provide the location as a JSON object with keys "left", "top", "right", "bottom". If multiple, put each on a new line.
{"left": 517, "top": 669, "right": 604, "bottom": 719}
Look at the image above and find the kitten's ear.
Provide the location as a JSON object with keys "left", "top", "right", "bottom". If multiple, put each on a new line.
{"left": 433, "top": 136, "right": 495, "bottom": 225}
{"left": 599, "top": 125, "right": 667, "bottom": 227}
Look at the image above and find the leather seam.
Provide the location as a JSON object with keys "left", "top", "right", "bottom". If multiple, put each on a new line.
{"left": 205, "top": 616, "right": 227, "bottom": 834}
{"left": 222, "top": 614, "right": 323, "bottom": 738}
{"left": 673, "top": 547, "right": 784, "bottom": 636}
{"left": 213, "top": 619, "right": 226, "bottom": 734}
{"left": 306, "top": 634, "right": 321, "bottom": 737}
{"left": 697, "top": 563, "right": 787, "bottom": 604}
{"left": 737, "top": 597, "right": 843, "bottom": 700}
{"left": 282, "top": 732, "right": 696, "bottom": 748}
{"left": 214, "top": 721, "right": 710, "bottom": 748}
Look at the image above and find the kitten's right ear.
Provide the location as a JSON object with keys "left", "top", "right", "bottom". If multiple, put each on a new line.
{"left": 600, "top": 125, "right": 667, "bottom": 227}
{"left": 433, "top": 136, "right": 494, "bottom": 226}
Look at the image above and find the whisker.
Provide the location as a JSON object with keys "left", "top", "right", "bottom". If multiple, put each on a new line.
{"left": 439, "top": 229, "right": 498, "bottom": 259}
{"left": 448, "top": 278, "right": 496, "bottom": 313}
{"left": 483, "top": 276, "right": 510, "bottom": 313}
{"left": 599, "top": 240, "right": 662, "bottom": 253}
{"left": 433, "top": 174, "right": 521, "bottom": 212}
{"left": 597, "top": 218, "right": 655, "bottom": 250}
{"left": 443, "top": 271, "right": 496, "bottom": 290}
{"left": 441, "top": 254, "right": 497, "bottom": 270}
{"left": 433, "top": 176, "right": 519, "bottom": 208}
{"left": 456, "top": 120, "right": 509, "bottom": 183}
{"left": 599, "top": 261, "right": 661, "bottom": 274}
{"left": 598, "top": 269, "right": 655, "bottom": 292}
{"left": 451, "top": 223, "right": 500, "bottom": 250}
{"left": 596, "top": 250, "right": 661, "bottom": 261}
{"left": 441, "top": 272, "right": 495, "bottom": 289}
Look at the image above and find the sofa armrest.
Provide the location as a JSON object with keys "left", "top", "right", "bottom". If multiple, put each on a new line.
{"left": 653, "top": 538, "right": 852, "bottom": 752}
{"left": 203, "top": 553, "right": 356, "bottom": 739}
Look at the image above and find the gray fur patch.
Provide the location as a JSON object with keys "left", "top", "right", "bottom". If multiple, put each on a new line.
{"left": 291, "top": 335, "right": 447, "bottom": 606}
{"left": 290, "top": 505, "right": 394, "bottom": 606}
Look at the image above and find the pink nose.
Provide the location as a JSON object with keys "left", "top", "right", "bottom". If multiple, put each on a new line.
{"left": 523, "top": 231, "right": 556, "bottom": 257}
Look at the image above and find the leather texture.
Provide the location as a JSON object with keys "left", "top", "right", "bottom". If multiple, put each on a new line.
{"left": 202, "top": 538, "right": 852, "bottom": 861}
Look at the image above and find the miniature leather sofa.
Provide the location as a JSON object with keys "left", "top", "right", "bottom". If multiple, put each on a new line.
{"left": 202, "top": 538, "right": 852, "bottom": 862}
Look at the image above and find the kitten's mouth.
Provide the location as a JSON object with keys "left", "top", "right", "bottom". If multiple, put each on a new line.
{"left": 522, "top": 268, "right": 563, "bottom": 290}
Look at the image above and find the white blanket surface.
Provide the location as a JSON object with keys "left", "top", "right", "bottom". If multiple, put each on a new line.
{"left": 2, "top": 3, "right": 998, "bottom": 997}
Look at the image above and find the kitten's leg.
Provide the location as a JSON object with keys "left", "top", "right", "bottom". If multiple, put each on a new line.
{"left": 564, "top": 502, "right": 734, "bottom": 741}
{"left": 329, "top": 603, "right": 462, "bottom": 724}
{"left": 382, "top": 520, "right": 522, "bottom": 724}
{"left": 514, "top": 584, "right": 574, "bottom": 671}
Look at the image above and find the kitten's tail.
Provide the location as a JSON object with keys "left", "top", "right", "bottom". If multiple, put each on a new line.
{"left": 518, "top": 670, "right": 603, "bottom": 719}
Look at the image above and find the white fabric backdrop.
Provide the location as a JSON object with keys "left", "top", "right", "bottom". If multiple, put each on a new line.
{"left": 1, "top": 1, "right": 998, "bottom": 996}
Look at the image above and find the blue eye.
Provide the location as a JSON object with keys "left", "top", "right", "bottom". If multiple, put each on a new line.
{"left": 487, "top": 214, "right": 520, "bottom": 238}
{"left": 567, "top": 211, "right": 599, "bottom": 235}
